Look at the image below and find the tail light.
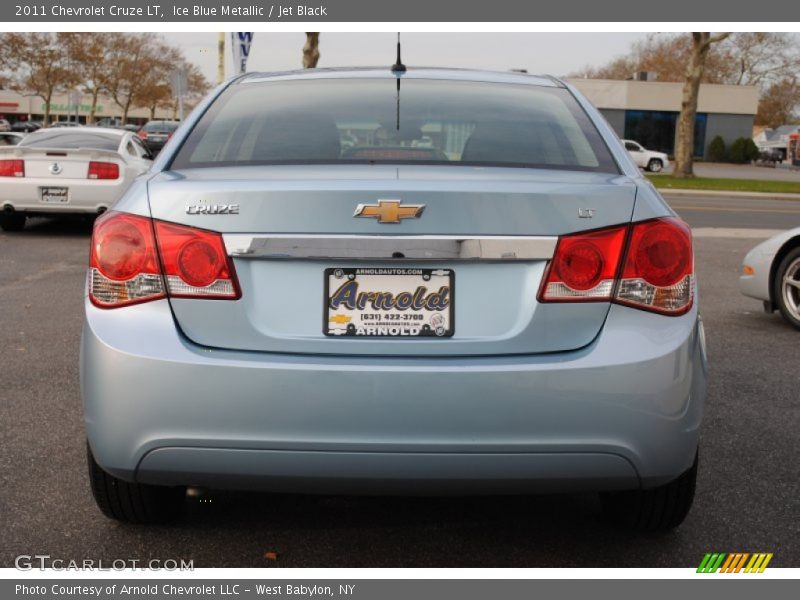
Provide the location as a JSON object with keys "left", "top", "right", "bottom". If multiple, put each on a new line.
{"left": 89, "top": 213, "right": 165, "bottom": 307}
{"left": 539, "top": 218, "right": 694, "bottom": 315}
{"left": 88, "top": 161, "right": 119, "bottom": 180}
{"left": 539, "top": 225, "right": 627, "bottom": 302}
{"left": 154, "top": 221, "right": 239, "bottom": 298}
{"left": 89, "top": 212, "right": 240, "bottom": 308}
{"left": 615, "top": 218, "right": 694, "bottom": 315}
{"left": 0, "top": 159, "right": 24, "bottom": 177}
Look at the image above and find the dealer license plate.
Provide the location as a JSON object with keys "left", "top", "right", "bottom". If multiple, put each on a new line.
{"left": 324, "top": 267, "right": 454, "bottom": 337}
{"left": 40, "top": 187, "right": 69, "bottom": 204}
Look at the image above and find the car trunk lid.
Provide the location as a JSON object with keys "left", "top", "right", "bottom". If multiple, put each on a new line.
{"left": 147, "top": 165, "right": 636, "bottom": 356}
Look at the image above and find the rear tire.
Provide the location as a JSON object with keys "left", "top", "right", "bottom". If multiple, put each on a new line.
{"left": 87, "top": 443, "right": 185, "bottom": 524}
{"left": 0, "top": 213, "right": 26, "bottom": 232}
{"left": 647, "top": 158, "right": 664, "bottom": 173}
{"left": 772, "top": 246, "right": 800, "bottom": 330}
{"left": 601, "top": 452, "right": 697, "bottom": 532}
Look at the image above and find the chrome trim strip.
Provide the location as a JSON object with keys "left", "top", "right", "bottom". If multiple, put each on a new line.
{"left": 223, "top": 234, "right": 558, "bottom": 261}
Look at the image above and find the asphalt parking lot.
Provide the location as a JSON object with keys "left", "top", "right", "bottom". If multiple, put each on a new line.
{"left": 1, "top": 198, "right": 799, "bottom": 568}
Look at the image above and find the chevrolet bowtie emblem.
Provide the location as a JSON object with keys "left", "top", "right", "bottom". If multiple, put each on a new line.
{"left": 353, "top": 200, "right": 425, "bottom": 224}
{"left": 329, "top": 314, "right": 352, "bottom": 324}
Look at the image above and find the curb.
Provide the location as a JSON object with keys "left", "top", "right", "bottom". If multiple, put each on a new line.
{"left": 657, "top": 188, "right": 800, "bottom": 201}
{"left": 691, "top": 227, "right": 783, "bottom": 239}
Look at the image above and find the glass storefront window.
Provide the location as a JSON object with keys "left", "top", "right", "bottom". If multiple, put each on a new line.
{"left": 624, "top": 110, "right": 707, "bottom": 158}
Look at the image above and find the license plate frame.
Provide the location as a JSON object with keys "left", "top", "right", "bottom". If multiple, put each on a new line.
{"left": 324, "top": 267, "right": 454, "bottom": 338}
{"left": 40, "top": 186, "right": 69, "bottom": 204}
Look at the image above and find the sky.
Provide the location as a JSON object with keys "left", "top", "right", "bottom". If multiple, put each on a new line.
{"left": 175, "top": 32, "right": 650, "bottom": 82}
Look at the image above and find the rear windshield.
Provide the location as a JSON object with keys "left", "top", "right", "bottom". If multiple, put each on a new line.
{"left": 19, "top": 131, "right": 120, "bottom": 151}
{"left": 144, "top": 121, "right": 179, "bottom": 132}
{"left": 171, "top": 78, "right": 618, "bottom": 173}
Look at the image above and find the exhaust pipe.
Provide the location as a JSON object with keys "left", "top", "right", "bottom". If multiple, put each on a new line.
{"left": 96, "top": 206, "right": 107, "bottom": 215}
{"left": 3, "top": 204, "right": 14, "bottom": 214}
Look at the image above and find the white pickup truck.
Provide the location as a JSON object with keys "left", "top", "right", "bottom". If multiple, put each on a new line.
{"left": 623, "top": 139, "right": 670, "bottom": 172}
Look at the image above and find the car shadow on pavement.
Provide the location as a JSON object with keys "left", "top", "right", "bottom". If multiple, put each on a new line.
{"left": 155, "top": 489, "right": 682, "bottom": 567}
{"left": 5, "top": 216, "right": 95, "bottom": 238}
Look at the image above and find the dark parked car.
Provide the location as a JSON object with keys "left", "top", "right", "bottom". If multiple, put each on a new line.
{"left": 137, "top": 120, "right": 179, "bottom": 154}
{"left": 757, "top": 149, "right": 785, "bottom": 165}
{"left": 12, "top": 121, "right": 42, "bottom": 133}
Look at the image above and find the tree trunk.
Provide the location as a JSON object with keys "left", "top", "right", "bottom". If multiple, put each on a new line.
{"left": 673, "top": 33, "right": 730, "bottom": 178}
{"left": 673, "top": 45, "right": 704, "bottom": 178}
{"left": 43, "top": 88, "right": 53, "bottom": 127}
{"left": 303, "top": 33, "right": 320, "bottom": 69}
{"left": 89, "top": 89, "right": 100, "bottom": 124}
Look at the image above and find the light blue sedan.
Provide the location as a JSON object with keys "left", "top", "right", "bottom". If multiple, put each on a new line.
{"left": 81, "top": 67, "right": 707, "bottom": 530}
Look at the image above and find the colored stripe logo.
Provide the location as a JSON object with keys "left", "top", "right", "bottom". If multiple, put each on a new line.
{"left": 697, "top": 553, "right": 773, "bottom": 573}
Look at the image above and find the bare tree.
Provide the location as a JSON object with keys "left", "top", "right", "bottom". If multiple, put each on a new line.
{"left": 104, "top": 33, "right": 160, "bottom": 124}
{"left": 1, "top": 32, "right": 210, "bottom": 124}
{"left": 571, "top": 34, "right": 735, "bottom": 83}
{"left": 183, "top": 62, "right": 211, "bottom": 111}
{"left": 756, "top": 78, "right": 800, "bottom": 127}
{"left": 573, "top": 33, "right": 800, "bottom": 134}
{"left": 60, "top": 32, "right": 115, "bottom": 124}
{"left": 0, "top": 32, "right": 77, "bottom": 126}
{"left": 726, "top": 33, "right": 800, "bottom": 88}
{"left": 673, "top": 33, "right": 731, "bottom": 178}
{"left": 303, "top": 33, "right": 320, "bottom": 69}
{"left": 138, "top": 46, "right": 210, "bottom": 120}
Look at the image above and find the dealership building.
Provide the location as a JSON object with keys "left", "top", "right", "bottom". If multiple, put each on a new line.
{"left": 0, "top": 89, "right": 174, "bottom": 125}
{"left": 566, "top": 78, "right": 760, "bottom": 158}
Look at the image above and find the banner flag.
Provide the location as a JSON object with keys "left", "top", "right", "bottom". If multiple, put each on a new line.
{"left": 231, "top": 32, "right": 254, "bottom": 74}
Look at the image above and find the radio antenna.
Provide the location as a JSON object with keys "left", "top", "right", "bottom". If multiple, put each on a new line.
{"left": 391, "top": 32, "right": 406, "bottom": 73}
{"left": 391, "top": 33, "right": 405, "bottom": 131}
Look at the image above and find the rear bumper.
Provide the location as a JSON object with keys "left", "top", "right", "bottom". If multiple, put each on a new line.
{"left": 81, "top": 299, "right": 707, "bottom": 494}
{"left": 0, "top": 178, "right": 125, "bottom": 214}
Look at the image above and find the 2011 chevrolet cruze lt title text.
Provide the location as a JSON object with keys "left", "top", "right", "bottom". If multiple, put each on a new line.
{"left": 81, "top": 67, "right": 707, "bottom": 531}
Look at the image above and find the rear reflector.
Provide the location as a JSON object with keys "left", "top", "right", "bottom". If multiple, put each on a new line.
{"left": 89, "top": 212, "right": 240, "bottom": 308}
{"left": 0, "top": 159, "right": 24, "bottom": 177}
{"left": 87, "top": 161, "right": 119, "bottom": 180}
{"left": 539, "top": 218, "right": 694, "bottom": 315}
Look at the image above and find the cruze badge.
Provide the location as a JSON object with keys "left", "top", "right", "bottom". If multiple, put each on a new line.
{"left": 186, "top": 204, "right": 240, "bottom": 215}
{"left": 49, "top": 162, "right": 62, "bottom": 175}
{"left": 353, "top": 199, "right": 425, "bottom": 224}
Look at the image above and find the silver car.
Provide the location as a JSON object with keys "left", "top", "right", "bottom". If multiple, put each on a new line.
{"left": 739, "top": 227, "right": 800, "bottom": 329}
{"left": 81, "top": 68, "right": 707, "bottom": 530}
